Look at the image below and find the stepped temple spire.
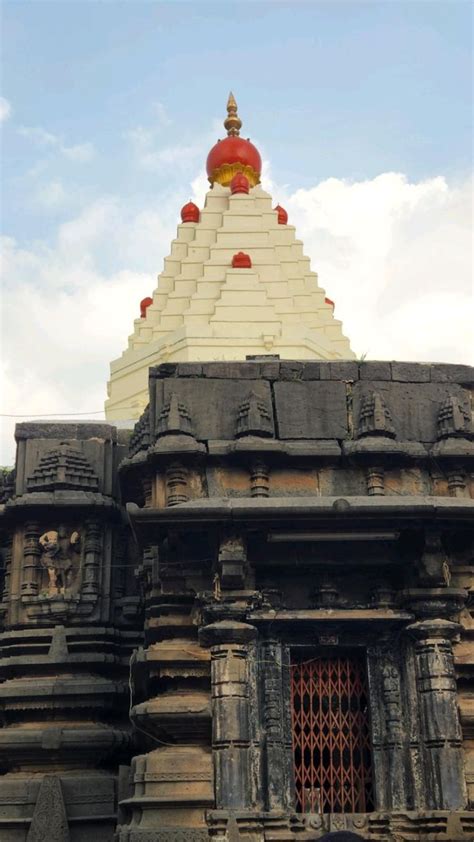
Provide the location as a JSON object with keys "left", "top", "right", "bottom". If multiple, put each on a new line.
{"left": 105, "top": 95, "right": 355, "bottom": 421}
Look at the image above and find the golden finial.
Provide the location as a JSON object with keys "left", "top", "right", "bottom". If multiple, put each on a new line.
{"left": 224, "top": 91, "right": 242, "bottom": 137}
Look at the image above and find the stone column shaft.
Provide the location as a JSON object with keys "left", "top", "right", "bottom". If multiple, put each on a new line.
{"left": 408, "top": 619, "right": 466, "bottom": 810}
{"left": 82, "top": 519, "right": 102, "bottom": 596}
{"left": 260, "top": 640, "right": 293, "bottom": 812}
{"left": 202, "top": 621, "right": 258, "bottom": 810}
{"left": 21, "top": 521, "right": 41, "bottom": 596}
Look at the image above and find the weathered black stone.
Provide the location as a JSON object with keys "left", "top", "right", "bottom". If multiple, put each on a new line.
{"left": 273, "top": 381, "right": 349, "bottom": 439}
{"left": 1, "top": 361, "right": 473, "bottom": 842}
{"left": 352, "top": 381, "right": 470, "bottom": 442}
{"left": 391, "top": 362, "right": 431, "bottom": 382}
{"left": 430, "top": 363, "right": 474, "bottom": 384}
{"left": 359, "top": 361, "right": 392, "bottom": 380}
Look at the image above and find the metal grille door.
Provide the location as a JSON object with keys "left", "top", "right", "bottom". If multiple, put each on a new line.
{"left": 291, "top": 655, "right": 374, "bottom": 814}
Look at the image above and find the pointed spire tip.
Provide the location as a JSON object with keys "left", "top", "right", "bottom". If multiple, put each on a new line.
{"left": 224, "top": 91, "right": 241, "bottom": 137}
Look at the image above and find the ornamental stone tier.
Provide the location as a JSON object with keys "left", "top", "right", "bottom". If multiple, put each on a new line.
{"left": 105, "top": 94, "right": 354, "bottom": 422}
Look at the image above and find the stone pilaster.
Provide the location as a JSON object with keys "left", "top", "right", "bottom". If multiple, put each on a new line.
{"left": 408, "top": 618, "right": 466, "bottom": 810}
{"left": 367, "top": 644, "right": 412, "bottom": 810}
{"left": 260, "top": 639, "right": 293, "bottom": 812}
{"left": 21, "top": 521, "right": 41, "bottom": 596}
{"left": 82, "top": 518, "right": 102, "bottom": 597}
{"left": 200, "top": 620, "right": 258, "bottom": 810}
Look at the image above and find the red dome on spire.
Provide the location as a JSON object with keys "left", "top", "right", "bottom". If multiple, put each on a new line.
{"left": 140, "top": 297, "right": 153, "bottom": 318}
{"left": 230, "top": 172, "right": 250, "bottom": 194}
{"left": 207, "top": 93, "right": 261, "bottom": 187}
{"left": 181, "top": 201, "right": 200, "bottom": 223}
{"left": 232, "top": 252, "right": 252, "bottom": 268}
{"left": 274, "top": 204, "right": 288, "bottom": 225}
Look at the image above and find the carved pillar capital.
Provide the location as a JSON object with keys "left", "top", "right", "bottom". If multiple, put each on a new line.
{"left": 402, "top": 587, "right": 467, "bottom": 621}
{"left": 199, "top": 620, "right": 257, "bottom": 648}
{"left": 406, "top": 617, "right": 461, "bottom": 642}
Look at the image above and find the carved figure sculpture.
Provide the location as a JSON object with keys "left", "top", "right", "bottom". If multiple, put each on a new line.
{"left": 39, "top": 527, "right": 80, "bottom": 596}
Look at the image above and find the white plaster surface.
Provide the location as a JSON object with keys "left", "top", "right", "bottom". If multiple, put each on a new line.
{"left": 106, "top": 184, "right": 354, "bottom": 420}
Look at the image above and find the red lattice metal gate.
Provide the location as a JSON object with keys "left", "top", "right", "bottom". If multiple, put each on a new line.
{"left": 290, "top": 655, "right": 374, "bottom": 814}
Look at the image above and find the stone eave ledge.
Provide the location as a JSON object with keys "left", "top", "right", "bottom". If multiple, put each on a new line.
{"left": 127, "top": 495, "right": 474, "bottom": 527}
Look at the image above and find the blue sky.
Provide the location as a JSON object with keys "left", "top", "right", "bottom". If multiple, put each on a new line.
{"left": 1, "top": 1, "right": 473, "bottom": 464}
{"left": 3, "top": 1, "right": 472, "bottom": 242}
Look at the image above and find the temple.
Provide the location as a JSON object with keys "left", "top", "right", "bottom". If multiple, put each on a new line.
{"left": 0, "top": 97, "right": 473, "bottom": 842}
{"left": 105, "top": 95, "right": 353, "bottom": 421}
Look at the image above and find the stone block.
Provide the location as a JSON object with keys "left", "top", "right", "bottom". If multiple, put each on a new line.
{"left": 14, "top": 422, "right": 117, "bottom": 497}
{"left": 150, "top": 363, "right": 178, "bottom": 378}
{"left": 391, "top": 362, "right": 431, "bottom": 382}
{"left": 176, "top": 363, "right": 203, "bottom": 377}
{"left": 301, "top": 362, "right": 321, "bottom": 380}
{"left": 329, "top": 361, "right": 359, "bottom": 381}
{"left": 258, "top": 361, "right": 281, "bottom": 380}
{"left": 359, "top": 361, "right": 392, "bottom": 380}
{"left": 280, "top": 361, "right": 305, "bottom": 380}
{"left": 273, "top": 381, "right": 349, "bottom": 439}
{"left": 352, "top": 381, "right": 471, "bottom": 442}
{"left": 430, "top": 363, "right": 474, "bottom": 384}
{"left": 154, "top": 379, "right": 274, "bottom": 441}
{"left": 201, "top": 362, "right": 261, "bottom": 379}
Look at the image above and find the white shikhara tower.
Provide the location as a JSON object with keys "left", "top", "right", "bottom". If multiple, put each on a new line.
{"left": 105, "top": 95, "right": 354, "bottom": 420}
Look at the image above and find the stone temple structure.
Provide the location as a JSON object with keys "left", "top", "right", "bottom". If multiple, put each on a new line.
{"left": 0, "top": 97, "right": 473, "bottom": 842}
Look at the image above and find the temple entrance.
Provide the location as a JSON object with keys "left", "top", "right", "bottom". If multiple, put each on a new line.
{"left": 290, "top": 654, "right": 374, "bottom": 814}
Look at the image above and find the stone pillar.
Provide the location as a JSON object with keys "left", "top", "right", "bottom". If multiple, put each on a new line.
{"left": 250, "top": 460, "right": 270, "bottom": 498}
{"left": 118, "top": 591, "right": 213, "bottom": 840}
{"left": 1, "top": 535, "right": 12, "bottom": 606}
{"left": 366, "top": 466, "right": 384, "bottom": 496}
{"left": 21, "top": 521, "right": 41, "bottom": 596}
{"left": 260, "top": 639, "right": 293, "bottom": 812}
{"left": 82, "top": 519, "right": 102, "bottom": 596}
{"left": 367, "top": 645, "right": 412, "bottom": 810}
{"left": 200, "top": 620, "right": 258, "bottom": 810}
{"left": 165, "top": 463, "right": 189, "bottom": 506}
{"left": 408, "top": 618, "right": 466, "bottom": 810}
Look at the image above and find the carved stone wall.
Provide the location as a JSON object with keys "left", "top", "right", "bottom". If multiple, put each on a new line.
{"left": 0, "top": 361, "right": 473, "bottom": 841}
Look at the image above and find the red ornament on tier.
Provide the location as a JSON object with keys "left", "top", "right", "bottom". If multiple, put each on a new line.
{"left": 206, "top": 93, "right": 262, "bottom": 187}
{"left": 232, "top": 252, "right": 252, "bottom": 269}
{"left": 230, "top": 172, "right": 250, "bottom": 194}
{"left": 274, "top": 204, "right": 288, "bottom": 225}
{"left": 140, "top": 297, "right": 153, "bottom": 318}
{"left": 181, "top": 201, "right": 200, "bottom": 223}
{"left": 325, "top": 297, "right": 335, "bottom": 311}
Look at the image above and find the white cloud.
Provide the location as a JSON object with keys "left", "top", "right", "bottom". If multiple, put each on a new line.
{"left": 18, "top": 125, "right": 96, "bottom": 162}
{"left": 153, "top": 101, "right": 172, "bottom": 127}
{"left": 126, "top": 123, "right": 204, "bottom": 173}
{"left": 62, "top": 141, "right": 95, "bottom": 162}
{"left": 32, "top": 180, "right": 68, "bottom": 209}
{"left": 18, "top": 125, "right": 58, "bottom": 146}
{"left": 0, "top": 97, "right": 12, "bottom": 122}
{"left": 1, "top": 170, "right": 472, "bottom": 465}
{"left": 281, "top": 172, "right": 473, "bottom": 363}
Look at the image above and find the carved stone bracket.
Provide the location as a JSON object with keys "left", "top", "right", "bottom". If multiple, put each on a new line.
{"left": 217, "top": 535, "right": 248, "bottom": 590}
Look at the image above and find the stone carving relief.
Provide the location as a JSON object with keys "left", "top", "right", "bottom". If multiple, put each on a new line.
{"left": 357, "top": 391, "right": 396, "bottom": 439}
{"left": 38, "top": 528, "right": 81, "bottom": 596}
{"left": 235, "top": 391, "right": 273, "bottom": 438}
{"left": 27, "top": 774, "right": 69, "bottom": 842}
